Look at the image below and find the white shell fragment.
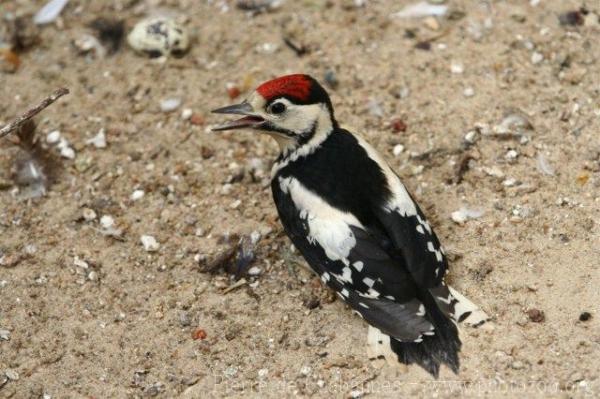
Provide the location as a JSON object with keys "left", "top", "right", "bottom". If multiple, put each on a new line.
{"left": 160, "top": 98, "right": 181, "bottom": 113}
{"left": 130, "top": 190, "right": 145, "bottom": 201}
{"left": 451, "top": 207, "right": 484, "bottom": 224}
{"left": 46, "top": 130, "right": 61, "bottom": 144}
{"left": 127, "top": 17, "right": 190, "bottom": 58}
{"left": 34, "top": 0, "right": 70, "bottom": 25}
{"left": 391, "top": 1, "right": 447, "bottom": 18}
{"left": 537, "top": 153, "right": 555, "bottom": 176}
{"left": 140, "top": 235, "right": 160, "bottom": 252}
{"left": 86, "top": 128, "right": 107, "bottom": 148}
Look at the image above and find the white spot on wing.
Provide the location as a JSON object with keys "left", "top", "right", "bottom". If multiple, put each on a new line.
{"left": 363, "top": 277, "right": 375, "bottom": 287}
{"left": 341, "top": 266, "right": 353, "bottom": 283}
{"left": 416, "top": 304, "right": 426, "bottom": 316}
{"left": 352, "top": 261, "right": 364, "bottom": 272}
{"left": 321, "top": 272, "right": 330, "bottom": 283}
{"left": 358, "top": 302, "right": 369, "bottom": 309}
{"left": 416, "top": 225, "right": 425, "bottom": 234}
{"left": 340, "top": 288, "right": 349, "bottom": 298}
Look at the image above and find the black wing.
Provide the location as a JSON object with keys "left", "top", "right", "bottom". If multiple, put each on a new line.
{"left": 272, "top": 178, "right": 436, "bottom": 342}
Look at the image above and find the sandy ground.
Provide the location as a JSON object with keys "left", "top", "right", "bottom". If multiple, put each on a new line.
{"left": 1, "top": 0, "right": 600, "bottom": 397}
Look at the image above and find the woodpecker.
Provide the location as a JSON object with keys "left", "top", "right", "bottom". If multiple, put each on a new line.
{"left": 212, "top": 74, "right": 487, "bottom": 377}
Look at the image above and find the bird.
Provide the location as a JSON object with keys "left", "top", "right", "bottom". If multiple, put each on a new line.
{"left": 212, "top": 74, "right": 488, "bottom": 377}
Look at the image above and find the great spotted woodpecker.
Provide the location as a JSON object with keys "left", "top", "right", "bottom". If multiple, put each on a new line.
{"left": 212, "top": 74, "right": 487, "bottom": 377}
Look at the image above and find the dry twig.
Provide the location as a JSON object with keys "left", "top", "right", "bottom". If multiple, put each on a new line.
{"left": 0, "top": 88, "right": 69, "bottom": 140}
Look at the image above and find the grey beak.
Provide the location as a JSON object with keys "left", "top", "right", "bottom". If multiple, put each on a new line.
{"left": 211, "top": 101, "right": 265, "bottom": 131}
{"left": 211, "top": 102, "right": 254, "bottom": 115}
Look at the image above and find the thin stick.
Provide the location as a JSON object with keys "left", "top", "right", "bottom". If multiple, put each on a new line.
{"left": 0, "top": 88, "right": 69, "bottom": 139}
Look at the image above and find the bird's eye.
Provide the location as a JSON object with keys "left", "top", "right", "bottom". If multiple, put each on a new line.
{"left": 269, "top": 102, "right": 286, "bottom": 114}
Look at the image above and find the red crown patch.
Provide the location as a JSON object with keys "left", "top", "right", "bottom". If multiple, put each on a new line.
{"left": 256, "top": 74, "right": 312, "bottom": 102}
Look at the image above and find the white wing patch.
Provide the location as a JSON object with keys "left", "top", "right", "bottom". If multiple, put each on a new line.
{"left": 279, "top": 176, "right": 362, "bottom": 262}
{"left": 354, "top": 135, "right": 417, "bottom": 217}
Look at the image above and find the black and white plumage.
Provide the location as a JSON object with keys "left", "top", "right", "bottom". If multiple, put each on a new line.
{"left": 212, "top": 74, "right": 487, "bottom": 377}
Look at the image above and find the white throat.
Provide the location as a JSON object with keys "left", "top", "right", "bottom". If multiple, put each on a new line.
{"left": 271, "top": 105, "right": 334, "bottom": 177}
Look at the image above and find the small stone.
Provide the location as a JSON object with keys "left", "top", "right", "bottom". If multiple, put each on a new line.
{"left": 531, "top": 51, "right": 544, "bottom": 65}
{"left": 59, "top": 144, "right": 75, "bottom": 159}
{"left": 140, "top": 235, "right": 160, "bottom": 252}
{"left": 0, "top": 329, "right": 10, "bottom": 341}
{"left": 179, "top": 312, "right": 191, "bottom": 327}
{"left": 300, "top": 366, "right": 311, "bottom": 376}
{"left": 130, "top": 190, "right": 145, "bottom": 201}
{"left": 86, "top": 128, "right": 107, "bottom": 148}
{"left": 82, "top": 208, "right": 97, "bottom": 221}
{"left": 181, "top": 108, "right": 193, "bottom": 120}
{"left": 464, "top": 130, "right": 478, "bottom": 144}
{"left": 511, "top": 360, "right": 525, "bottom": 370}
{"left": 5, "top": 369, "right": 19, "bottom": 381}
{"left": 247, "top": 266, "right": 261, "bottom": 276}
{"left": 579, "top": 312, "right": 592, "bottom": 322}
{"left": 527, "top": 308, "right": 545, "bottom": 323}
{"left": 46, "top": 130, "right": 61, "bottom": 144}
{"left": 74, "top": 256, "right": 89, "bottom": 269}
{"left": 230, "top": 199, "right": 242, "bottom": 209}
{"left": 463, "top": 87, "right": 475, "bottom": 97}
{"left": 450, "top": 61, "right": 464, "bottom": 74}
{"left": 100, "top": 215, "right": 115, "bottom": 229}
{"left": 392, "top": 144, "right": 405, "bottom": 157}
{"left": 160, "top": 98, "right": 181, "bottom": 113}
{"left": 390, "top": 118, "right": 407, "bottom": 133}
{"left": 505, "top": 150, "right": 518, "bottom": 161}
{"left": 128, "top": 17, "right": 190, "bottom": 58}
{"left": 88, "top": 271, "right": 98, "bottom": 281}
{"left": 258, "top": 369, "right": 268, "bottom": 379}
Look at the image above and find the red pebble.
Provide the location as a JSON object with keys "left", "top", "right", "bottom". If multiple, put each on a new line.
{"left": 390, "top": 118, "right": 407, "bottom": 133}
{"left": 227, "top": 86, "right": 241, "bottom": 100}
{"left": 190, "top": 114, "right": 204, "bottom": 125}
{"left": 192, "top": 328, "right": 207, "bottom": 340}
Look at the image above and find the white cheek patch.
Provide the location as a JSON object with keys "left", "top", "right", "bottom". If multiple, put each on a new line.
{"left": 279, "top": 176, "right": 362, "bottom": 262}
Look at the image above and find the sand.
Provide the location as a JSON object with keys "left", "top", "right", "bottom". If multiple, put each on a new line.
{"left": 1, "top": 0, "right": 599, "bottom": 397}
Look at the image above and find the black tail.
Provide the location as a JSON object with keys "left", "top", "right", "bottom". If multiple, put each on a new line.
{"left": 389, "top": 292, "right": 461, "bottom": 378}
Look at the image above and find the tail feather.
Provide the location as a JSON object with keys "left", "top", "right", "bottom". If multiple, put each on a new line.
{"left": 367, "top": 291, "right": 461, "bottom": 378}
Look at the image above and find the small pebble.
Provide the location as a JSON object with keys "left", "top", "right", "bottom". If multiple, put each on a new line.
{"left": 181, "top": 108, "right": 193, "bottom": 120}
{"left": 511, "top": 360, "right": 525, "bottom": 370}
{"left": 130, "top": 190, "right": 145, "bottom": 201}
{"left": 505, "top": 149, "right": 518, "bottom": 161}
{"left": 140, "top": 235, "right": 160, "bottom": 252}
{"left": 392, "top": 144, "right": 405, "bottom": 157}
{"left": 527, "top": 308, "right": 545, "bottom": 323}
{"left": 128, "top": 17, "right": 190, "bottom": 58}
{"left": 0, "top": 329, "right": 10, "bottom": 341}
{"left": 390, "top": 118, "right": 407, "bottom": 133}
{"left": 531, "top": 52, "right": 544, "bottom": 65}
{"left": 46, "top": 130, "right": 61, "bottom": 144}
{"left": 86, "top": 129, "right": 107, "bottom": 148}
{"left": 247, "top": 266, "right": 261, "bottom": 276}
{"left": 160, "top": 98, "right": 181, "bottom": 113}
{"left": 100, "top": 215, "right": 115, "bottom": 229}
{"left": 579, "top": 312, "right": 592, "bottom": 322}
{"left": 82, "top": 208, "right": 97, "bottom": 221}
{"left": 5, "top": 369, "right": 19, "bottom": 381}
{"left": 464, "top": 130, "right": 478, "bottom": 144}
{"left": 450, "top": 61, "right": 464, "bottom": 74}
{"left": 463, "top": 87, "right": 475, "bottom": 97}
{"left": 300, "top": 366, "right": 311, "bottom": 376}
{"left": 258, "top": 368, "right": 269, "bottom": 379}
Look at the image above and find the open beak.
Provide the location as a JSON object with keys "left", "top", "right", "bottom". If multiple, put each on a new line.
{"left": 211, "top": 101, "right": 265, "bottom": 131}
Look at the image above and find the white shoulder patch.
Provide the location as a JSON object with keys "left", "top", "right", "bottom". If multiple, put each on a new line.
{"left": 354, "top": 135, "right": 417, "bottom": 217}
{"left": 279, "top": 176, "right": 363, "bottom": 262}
